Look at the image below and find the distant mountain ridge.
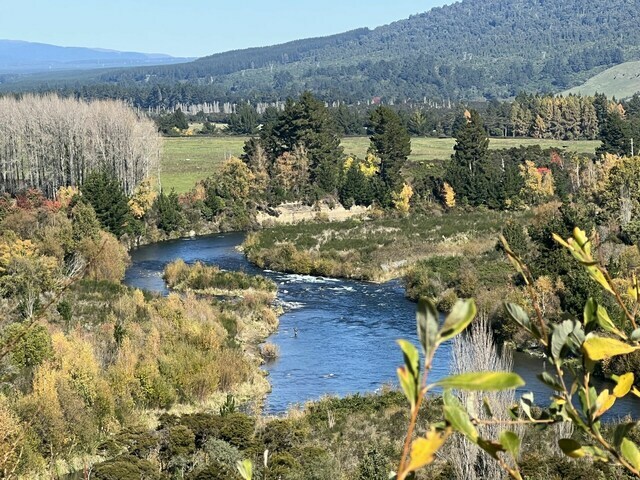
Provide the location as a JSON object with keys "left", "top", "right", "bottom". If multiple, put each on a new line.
{"left": 2, "top": 0, "right": 640, "bottom": 103}
{"left": 0, "top": 40, "right": 191, "bottom": 73}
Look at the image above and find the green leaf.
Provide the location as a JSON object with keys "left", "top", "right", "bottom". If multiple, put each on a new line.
{"left": 520, "top": 392, "right": 535, "bottom": 420}
{"left": 443, "top": 402, "right": 478, "bottom": 442}
{"left": 500, "top": 431, "right": 521, "bottom": 459}
{"left": 621, "top": 438, "right": 640, "bottom": 470}
{"left": 583, "top": 298, "right": 597, "bottom": 326}
{"left": 397, "top": 366, "right": 419, "bottom": 412}
{"left": 417, "top": 298, "right": 438, "bottom": 356}
{"left": 439, "top": 299, "right": 476, "bottom": 342}
{"left": 537, "top": 372, "right": 563, "bottom": 391}
{"left": 237, "top": 459, "right": 253, "bottom": 480}
{"left": 578, "top": 385, "right": 598, "bottom": 416}
{"left": 397, "top": 340, "right": 420, "bottom": 378}
{"left": 436, "top": 372, "right": 525, "bottom": 391}
{"left": 614, "top": 423, "right": 637, "bottom": 449}
{"left": 596, "top": 305, "right": 626, "bottom": 338}
{"left": 583, "top": 335, "right": 640, "bottom": 361}
{"left": 558, "top": 439, "right": 585, "bottom": 458}
{"left": 551, "top": 320, "right": 574, "bottom": 362}
{"left": 504, "top": 303, "right": 537, "bottom": 336}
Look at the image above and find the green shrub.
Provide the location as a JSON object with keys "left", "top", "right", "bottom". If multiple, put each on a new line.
{"left": 260, "top": 419, "right": 307, "bottom": 453}
{"left": 92, "top": 455, "right": 165, "bottom": 480}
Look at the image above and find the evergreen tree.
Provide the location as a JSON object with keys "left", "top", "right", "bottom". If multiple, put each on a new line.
{"left": 227, "top": 104, "right": 259, "bottom": 135}
{"left": 259, "top": 92, "right": 343, "bottom": 194}
{"left": 154, "top": 190, "right": 184, "bottom": 233}
{"left": 80, "top": 171, "right": 130, "bottom": 236}
{"left": 367, "top": 106, "right": 411, "bottom": 194}
{"left": 70, "top": 200, "right": 101, "bottom": 244}
{"left": 446, "top": 110, "right": 490, "bottom": 205}
{"left": 339, "top": 162, "right": 374, "bottom": 207}
{"left": 597, "top": 112, "right": 630, "bottom": 156}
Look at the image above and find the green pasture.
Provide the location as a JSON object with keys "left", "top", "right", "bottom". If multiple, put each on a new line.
{"left": 161, "top": 136, "right": 601, "bottom": 192}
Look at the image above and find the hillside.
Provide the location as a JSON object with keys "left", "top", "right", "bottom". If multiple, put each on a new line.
{"left": 564, "top": 61, "right": 640, "bottom": 99}
{"left": 2, "top": 0, "right": 640, "bottom": 104}
{"left": 0, "top": 39, "right": 190, "bottom": 73}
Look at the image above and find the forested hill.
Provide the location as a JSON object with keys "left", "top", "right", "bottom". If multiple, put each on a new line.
{"left": 3, "top": 0, "right": 640, "bottom": 104}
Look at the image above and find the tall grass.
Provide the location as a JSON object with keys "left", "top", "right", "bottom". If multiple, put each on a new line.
{"left": 164, "top": 259, "right": 276, "bottom": 293}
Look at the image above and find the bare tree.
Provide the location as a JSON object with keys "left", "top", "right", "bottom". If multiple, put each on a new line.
{"left": 445, "top": 313, "right": 523, "bottom": 480}
{"left": 0, "top": 94, "right": 160, "bottom": 197}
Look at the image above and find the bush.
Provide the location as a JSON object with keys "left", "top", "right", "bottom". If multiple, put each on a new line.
{"left": 260, "top": 419, "right": 307, "bottom": 453}
{"left": 260, "top": 343, "right": 279, "bottom": 361}
{"left": 92, "top": 455, "right": 165, "bottom": 480}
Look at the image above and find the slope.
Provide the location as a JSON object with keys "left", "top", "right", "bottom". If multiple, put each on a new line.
{"left": 2, "top": 0, "right": 640, "bottom": 103}
{"left": 563, "top": 61, "right": 640, "bottom": 99}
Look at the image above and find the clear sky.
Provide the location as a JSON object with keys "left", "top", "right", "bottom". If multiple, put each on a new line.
{"left": 1, "top": 0, "right": 450, "bottom": 58}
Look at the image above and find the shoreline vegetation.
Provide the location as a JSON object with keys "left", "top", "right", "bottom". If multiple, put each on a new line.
{"left": 5, "top": 89, "right": 640, "bottom": 478}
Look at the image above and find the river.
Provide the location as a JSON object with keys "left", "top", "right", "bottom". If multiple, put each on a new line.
{"left": 124, "top": 232, "right": 639, "bottom": 418}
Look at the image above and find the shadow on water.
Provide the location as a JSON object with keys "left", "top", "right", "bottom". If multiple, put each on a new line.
{"left": 125, "top": 232, "right": 640, "bottom": 419}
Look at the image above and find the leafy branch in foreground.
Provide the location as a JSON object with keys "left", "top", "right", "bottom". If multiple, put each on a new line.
{"left": 237, "top": 225, "right": 640, "bottom": 479}
{"left": 392, "top": 298, "right": 526, "bottom": 480}
{"left": 501, "top": 227, "right": 640, "bottom": 477}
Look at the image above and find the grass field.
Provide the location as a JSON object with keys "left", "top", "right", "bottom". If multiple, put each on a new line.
{"left": 162, "top": 136, "right": 601, "bottom": 192}
{"left": 564, "top": 60, "right": 640, "bottom": 99}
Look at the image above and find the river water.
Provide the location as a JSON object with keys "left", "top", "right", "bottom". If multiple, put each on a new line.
{"left": 124, "top": 232, "right": 639, "bottom": 418}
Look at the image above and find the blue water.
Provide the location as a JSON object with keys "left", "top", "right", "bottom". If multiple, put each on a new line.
{"left": 124, "top": 232, "right": 640, "bottom": 418}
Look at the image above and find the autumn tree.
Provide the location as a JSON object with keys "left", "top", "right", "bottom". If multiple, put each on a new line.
{"left": 0, "top": 94, "right": 159, "bottom": 197}
{"left": 271, "top": 147, "right": 311, "bottom": 202}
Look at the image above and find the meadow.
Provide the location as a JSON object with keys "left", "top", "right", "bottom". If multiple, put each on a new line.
{"left": 161, "top": 136, "right": 601, "bottom": 192}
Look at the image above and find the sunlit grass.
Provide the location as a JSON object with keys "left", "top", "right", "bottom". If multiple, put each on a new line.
{"left": 161, "top": 136, "right": 601, "bottom": 192}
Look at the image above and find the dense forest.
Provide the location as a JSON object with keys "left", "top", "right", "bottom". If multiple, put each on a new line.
{"left": 2, "top": 0, "right": 640, "bottom": 106}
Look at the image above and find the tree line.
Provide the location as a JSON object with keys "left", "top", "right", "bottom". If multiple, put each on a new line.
{"left": 0, "top": 95, "right": 160, "bottom": 197}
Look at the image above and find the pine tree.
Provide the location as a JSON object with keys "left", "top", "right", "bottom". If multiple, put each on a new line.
{"left": 80, "top": 171, "right": 130, "bottom": 236}
{"left": 154, "top": 190, "right": 184, "bottom": 233}
{"left": 446, "top": 110, "right": 490, "bottom": 205}
{"left": 263, "top": 92, "right": 343, "bottom": 194}
{"left": 339, "top": 160, "right": 374, "bottom": 207}
{"left": 597, "top": 112, "right": 630, "bottom": 157}
{"left": 368, "top": 106, "right": 411, "bottom": 195}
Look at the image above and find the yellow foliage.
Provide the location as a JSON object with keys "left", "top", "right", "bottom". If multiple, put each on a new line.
{"left": 360, "top": 153, "right": 381, "bottom": 177}
{"left": 442, "top": 182, "right": 456, "bottom": 209}
{"left": 128, "top": 178, "right": 158, "bottom": 218}
{"left": 519, "top": 160, "right": 555, "bottom": 204}
{"left": 52, "top": 332, "right": 101, "bottom": 405}
{"left": 79, "top": 231, "right": 129, "bottom": 282}
{"left": 343, "top": 154, "right": 380, "bottom": 177}
{"left": 55, "top": 185, "right": 79, "bottom": 208}
{"left": 0, "top": 238, "right": 38, "bottom": 274}
{"left": 392, "top": 183, "right": 414, "bottom": 214}
{"left": 0, "top": 395, "right": 25, "bottom": 476}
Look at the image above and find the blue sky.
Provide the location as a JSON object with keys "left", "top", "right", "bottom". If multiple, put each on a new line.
{"left": 1, "top": 0, "right": 450, "bottom": 58}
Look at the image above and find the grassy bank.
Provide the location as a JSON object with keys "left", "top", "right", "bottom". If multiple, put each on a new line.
{"left": 161, "top": 136, "right": 600, "bottom": 192}
{"left": 242, "top": 210, "right": 519, "bottom": 284}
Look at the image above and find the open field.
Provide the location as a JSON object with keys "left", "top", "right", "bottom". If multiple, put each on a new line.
{"left": 161, "top": 136, "right": 601, "bottom": 192}
{"left": 564, "top": 60, "right": 640, "bottom": 99}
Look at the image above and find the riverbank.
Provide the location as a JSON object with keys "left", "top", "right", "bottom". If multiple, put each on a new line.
{"left": 116, "top": 230, "right": 640, "bottom": 480}
{"left": 243, "top": 210, "right": 515, "bottom": 281}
